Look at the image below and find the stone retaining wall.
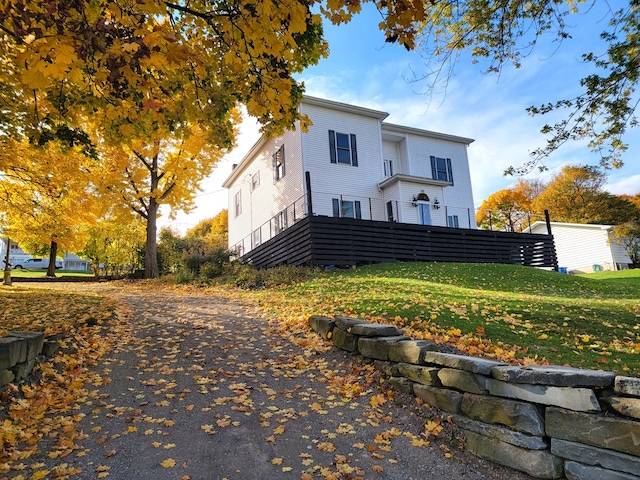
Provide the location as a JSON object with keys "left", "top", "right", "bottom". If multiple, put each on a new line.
{"left": 0, "top": 331, "right": 60, "bottom": 388}
{"left": 309, "top": 315, "right": 640, "bottom": 480}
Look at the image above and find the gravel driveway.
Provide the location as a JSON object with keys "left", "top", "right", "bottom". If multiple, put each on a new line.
{"left": 23, "top": 283, "right": 532, "bottom": 480}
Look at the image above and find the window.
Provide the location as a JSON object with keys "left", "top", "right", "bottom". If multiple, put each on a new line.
{"left": 430, "top": 156, "right": 454, "bottom": 184}
{"left": 234, "top": 190, "right": 242, "bottom": 218}
{"left": 252, "top": 228, "right": 262, "bottom": 248}
{"left": 386, "top": 201, "right": 394, "bottom": 222}
{"left": 332, "top": 199, "right": 362, "bottom": 219}
{"left": 251, "top": 171, "right": 260, "bottom": 191}
{"left": 273, "top": 145, "right": 285, "bottom": 181}
{"left": 383, "top": 159, "right": 393, "bottom": 178}
{"left": 447, "top": 215, "right": 460, "bottom": 228}
{"left": 329, "top": 130, "right": 358, "bottom": 166}
{"left": 274, "top": 210, "right": 288, "bottom": 234}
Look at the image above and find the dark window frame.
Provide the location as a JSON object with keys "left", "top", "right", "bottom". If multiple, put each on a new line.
{"left": 329, "top": 130, "right": 358, "bottom": 166}
{"left": 273, "top": 145, "right": 285, "bottom": 182}
{"left": 430, "top": 156, "right": 454, "bottom": 185}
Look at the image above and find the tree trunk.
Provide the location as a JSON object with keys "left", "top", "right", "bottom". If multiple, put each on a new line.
{"left": 3, "top": 238, "right": 12, "bottom": 286}
{"left": 144, "top": 198, "right": 159, "bottom": 279}
{"left": 47, "top": 241, "right": 58, "bottom": 277}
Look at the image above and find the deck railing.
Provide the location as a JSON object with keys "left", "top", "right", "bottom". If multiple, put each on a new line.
{"left": 231, "top": 190, "right": 548, "bottom": 256}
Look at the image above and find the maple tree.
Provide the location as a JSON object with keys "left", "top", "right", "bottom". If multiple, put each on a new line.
{"left": 79, "top": 209, "right": 146, "bottom": 275}
{"left": 0, "top": 139, "right": 101, "bottom": 276}
{"left": 476, "top": 188, "right": 533, "bottom": 232}
{"left": 185, "top": 210, "right": 229, "bottom": 250}
{"left": 95, "top": 128, "right": 234, "bottom": 278}
{"left": 478, "top": 165, "right": 640, "bottom": 227}
{"left": 611, "top": 222, "right": 640, "bottom": 267}
{"left": 532, "top": 164, "right": 640, "bottom": 224}
{"left": 0, "top": 0, "right": 327, "bottom": 142}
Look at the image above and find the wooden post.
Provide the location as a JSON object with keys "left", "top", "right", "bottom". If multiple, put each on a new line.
{"left": 544, "top": 210, "right": 559, "bottom": 272}
{"left": 544, "top": 210, "right": 552, "bottom": 236}
{"left": 305, "top": 171, "right": 313, "bottom": 216}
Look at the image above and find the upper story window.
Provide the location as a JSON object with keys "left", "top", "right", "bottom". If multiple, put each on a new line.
{"left": 430, "top": 156, "right": 454, "bottom": 184}
{"left": 273, "top": 145, "right": 285, "bottom": 181}
{"left": 234, "top": 190, "right": 242, "bottom": 218}
{"left": 383, "top": 159, "right": 394, "bottom": 178}
{"left": 251, "top": 171, "right": 260, "bottom": 191}
{"left": 329, "top": 130, "right": 358, "bottom": 166}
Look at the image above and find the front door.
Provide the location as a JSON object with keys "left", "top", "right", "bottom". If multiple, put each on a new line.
{"left": 418, "top": 203, "right": 431, "bottom": 225}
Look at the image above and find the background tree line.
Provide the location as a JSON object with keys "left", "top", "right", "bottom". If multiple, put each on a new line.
{"left": 476, "top": 164, "right": 640, "bottom": 266}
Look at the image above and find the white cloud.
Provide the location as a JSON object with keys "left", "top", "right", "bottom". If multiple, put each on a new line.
{"left": 606, "top": 174, "right": 640, "bottom": 196}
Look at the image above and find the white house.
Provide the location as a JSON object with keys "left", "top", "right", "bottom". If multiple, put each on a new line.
{"left": 528, "top": 221, "right": 632, "bottom": 273}
{"left": 223, "top": 96, "right": 477, "bottom": 255}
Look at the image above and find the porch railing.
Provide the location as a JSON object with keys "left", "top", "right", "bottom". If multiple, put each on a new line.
{"left": 231, "top": 190, "right": 547, "bottom": 256}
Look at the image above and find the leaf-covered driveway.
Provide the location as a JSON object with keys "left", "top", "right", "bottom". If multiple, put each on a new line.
{"left": 9, "top": 284, "right": 530, "bottom": 480}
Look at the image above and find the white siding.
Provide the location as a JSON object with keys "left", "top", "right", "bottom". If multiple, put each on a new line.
{"left": 531, "top": 223, "right": 630, "bottom": 273}
{"left": 405, "top": 134, "right": 475, "bottom": 215}
{"left": 300, "top": 102, "right": 384, "bottom": 218}
{"left": 226, "top": 128, "right": 304, "bottom": 250}
{"left": 610, "top": 239, "right": 633, "bottom": 267}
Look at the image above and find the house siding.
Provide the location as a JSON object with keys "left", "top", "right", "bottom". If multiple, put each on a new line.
{"left": 530, "top": 223, "right": 632, "bottom": 273}
{"left": 226, "top": 128, "right": 304, "bottom": 250}
{"left": 300, "top": 102, "right": 384, "bottom": 218}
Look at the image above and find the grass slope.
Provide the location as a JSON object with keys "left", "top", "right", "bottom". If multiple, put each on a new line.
{"left": 255, "top": 263, "right": 640, "bottom": 376}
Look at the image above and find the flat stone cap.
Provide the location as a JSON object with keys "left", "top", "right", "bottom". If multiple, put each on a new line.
{"left": 350, "top": 323, "right": 403, "bottom": 337}
{"left": 334, "top": 316, "right": 365, "bottom": 331}
{"left": 491, "top": 365, "right": 616, "bottom": 387}
{"left": 424, "top": 352, "right": 507, "bottom": 375}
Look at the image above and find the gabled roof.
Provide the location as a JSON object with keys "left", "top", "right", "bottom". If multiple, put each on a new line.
{"left": 302, "top": 95, "right": 389, "bottom": 120}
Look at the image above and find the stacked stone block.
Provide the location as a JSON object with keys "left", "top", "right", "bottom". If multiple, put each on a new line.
{"left": 0, "top": 331, "right": 58, "bottom": 388}
{"left": 308, "top": 314, "right": 640, "bottom": 480}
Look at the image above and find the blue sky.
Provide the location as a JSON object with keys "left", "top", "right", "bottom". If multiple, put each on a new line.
{"left": 160, "top": 3, "right": 640, "bottom": 233}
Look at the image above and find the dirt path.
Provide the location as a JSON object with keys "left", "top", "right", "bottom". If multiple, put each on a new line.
{"left": 23, "top": 284, "right": 531, "bottom": 480}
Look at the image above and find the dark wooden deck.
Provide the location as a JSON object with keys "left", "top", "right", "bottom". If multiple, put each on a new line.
{"left": 241, "top": 216, "right": 557, "bottom": 269}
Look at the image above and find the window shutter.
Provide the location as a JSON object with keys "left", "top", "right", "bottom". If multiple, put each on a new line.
{"left": 332, "top": 198, "right": 340, "bottom": 217}
{"left": 350, "top": 134, "right": 358, "bottom": 166}
{"left": 446, "top": 158, "right": 453, "bottom": 185}
{"left": 329, "top": 130, "right": 337, "bottom": 164}
{"left": 430, "top": 156, "right": 437, "bottom": 180}
{"left": 281, "top": 146, "right": 286, "bottom": 178}
{"left": 272, "top": 152, "right": 277, "bottom": 182}
{"left": 354, "top": 201, "right": 362, "bottom": 219}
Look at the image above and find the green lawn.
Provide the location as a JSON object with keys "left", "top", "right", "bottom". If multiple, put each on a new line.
{"left": 7, "top": 269, "right": 94, "bottom": 278}
{"left": 251, "top": 263, "right": 640, "bottom": 376}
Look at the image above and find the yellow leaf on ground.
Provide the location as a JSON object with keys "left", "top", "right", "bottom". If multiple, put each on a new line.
{"left": 160, "top": 458, "right": 176, "bottom": 468}
{"left": 317, "top": 442, "right": 335, "bottom": 452}
{"left": 271, "top": 458, "right": 283, "bottom": 465}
